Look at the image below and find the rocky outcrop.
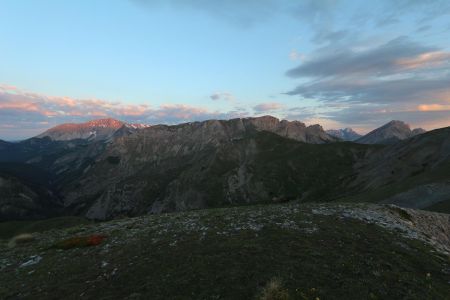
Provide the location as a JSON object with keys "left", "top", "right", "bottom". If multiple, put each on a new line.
{"left": 356, "top": 120, "right": 426, "bottom": 144}
{"left": 312, "top": 203, "right": 450, "bottom": 255}
{"left": 245, "top": 116, "right": 327, "bottom": 142}
{"left": 381, "top": 182, "right": 450, "bottom": 209}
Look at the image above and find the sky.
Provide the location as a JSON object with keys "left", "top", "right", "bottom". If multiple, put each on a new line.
{"left": 1, "top": 0, "right": 450, "bottom": 140}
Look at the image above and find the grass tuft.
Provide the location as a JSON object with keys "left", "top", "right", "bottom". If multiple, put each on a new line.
{"left": 7, "top": 233, "right": 35, "bottom": 248}
{"left": 258, "top": 277, "right": 290, "bottom": 300}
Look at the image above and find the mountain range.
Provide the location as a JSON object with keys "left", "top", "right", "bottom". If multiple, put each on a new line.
{"left": 0, "top": 116, "right": 447, "bottom": 221}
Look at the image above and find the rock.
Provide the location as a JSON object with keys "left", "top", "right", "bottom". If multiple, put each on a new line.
{"left": 20, "top": 256, "right": 42, "bottom": 268}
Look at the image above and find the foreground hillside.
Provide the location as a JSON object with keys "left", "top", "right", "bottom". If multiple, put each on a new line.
{"left": 1, "top": 202, "right": 449, "bottom": 299}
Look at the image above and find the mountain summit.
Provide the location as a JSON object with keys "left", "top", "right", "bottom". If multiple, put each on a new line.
{"left": 356, "top": 120, "right": 426, "bottom": 144}
{"left": 36, "top": 118, "right": 148, "bottom": 141}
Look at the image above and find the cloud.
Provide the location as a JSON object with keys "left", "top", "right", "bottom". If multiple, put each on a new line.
{"left": 210, "top": 92, "right": 235, "bottom": 101}
{"left": 285, "top": 38, "right": 450, "bottom": 107}
{"left": 379, "top": 0, "right": 450, "bottom": 24}
{"left": 311, "top": 29, "right": 349, "bottom": 44}
{"left": 326, "top": 104, "right": 450, "bottom": 131}
{"left": 286, "top": 75, "right": 450, "bottom": 104}
{"left": 0, "top": 85, "right": 246, "bottom": 140}
{"left": 284, "top": 37, "right": 450, "bottom": 130}
{"left": 132, "top": 0, "right": 280, "bottom": 28}
{"left": 253, "top": 102, "right": 284, "bottom": 113}
{"left": 416, "top": 25, "right": 432, "bottom": 32}
{"left": 286, "top": 37, "right": 445, "bottom": 78}
{"left": 290, "top": 0, "right": 339, "bottom": 25}
{"left": 132, "top": 0, "right": 345, "bottom": 33}
{"left": 289, "top": 50, "right": 305, "bottom": 61}
{"left": 417, "top": 103, "right": 450, "bottom": 111}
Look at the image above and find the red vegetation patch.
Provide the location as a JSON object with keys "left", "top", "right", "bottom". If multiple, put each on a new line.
{"left": 53, "top": 234, "right": 106, "bottom": 250}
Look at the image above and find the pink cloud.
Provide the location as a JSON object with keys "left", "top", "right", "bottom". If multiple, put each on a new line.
{"left": 396, "top": 51, "right": 450, "bottom": 70}
{"left": 0, "top": 101, "right": 40, "bottom": 112}
{"left": 417, "top": 104, "right": 450, "bottom": 112}
{"left": 0, "top": 84, "right": 247, "bottom": 139}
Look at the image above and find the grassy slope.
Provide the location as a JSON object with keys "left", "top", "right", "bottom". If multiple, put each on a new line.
{"left": 1, "top": 203, "right": 449, "bottom": 300}
{"left": 425, "top": 199, "right": 450, "bottom": 214}
{"left": 249, "top": 134, "right": 367, "bottom": 201}
{"left": 342, "top": 128, "right": 450, "bottom": 212}
{"left": 342, "top": 161, "right": 450, "bottom": 213}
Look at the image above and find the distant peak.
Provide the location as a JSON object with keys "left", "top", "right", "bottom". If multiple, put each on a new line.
{"left": 326, "top": 128, "right": 362, "bottom": 141}
{"left": 36, "top": 118, "right": 134, "bottom": 141}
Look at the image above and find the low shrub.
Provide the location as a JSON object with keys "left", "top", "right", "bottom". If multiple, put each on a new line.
{"left": 53, "top": 234, "right": 106, "bottom": 250}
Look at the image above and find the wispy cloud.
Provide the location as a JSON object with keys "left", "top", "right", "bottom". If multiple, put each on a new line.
{"left": 253, "top": 102, "right": 283, "bottom": 113}
{"left": 286, "top": 37, "right": 446, "bottom": 79}
{"left": 210, "top": 92, "right": 235, "bottom": 102}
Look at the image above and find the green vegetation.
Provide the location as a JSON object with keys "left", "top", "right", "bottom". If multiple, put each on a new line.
{"left": 1, "top": 203, "right": 448, "bottom": 299}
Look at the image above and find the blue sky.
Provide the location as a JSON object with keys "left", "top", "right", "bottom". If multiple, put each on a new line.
{"left": 1, "top": 0, "right": 450, "bottom": 139}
